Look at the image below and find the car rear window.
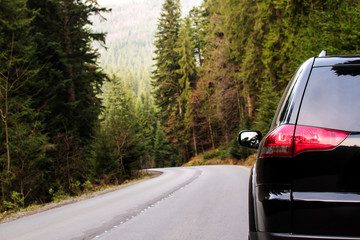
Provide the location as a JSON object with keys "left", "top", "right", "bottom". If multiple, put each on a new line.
{"left": 297, "top": 65, "right": 360, "bottom": 132}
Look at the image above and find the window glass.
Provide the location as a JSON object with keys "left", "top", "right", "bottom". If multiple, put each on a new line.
{"left": 297, "top": 66, "right": 360, "bottom": 132}
{"left": 273, "top": 65, "right": 304, "bottom": 126}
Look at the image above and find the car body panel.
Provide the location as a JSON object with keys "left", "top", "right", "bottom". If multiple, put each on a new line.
{"left": 292, "top": 135, "right": 360, "bottom": 236}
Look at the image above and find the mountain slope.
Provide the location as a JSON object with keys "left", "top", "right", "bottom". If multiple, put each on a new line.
{"left": 92, "top": 0, "right": 203, "bottom": 95}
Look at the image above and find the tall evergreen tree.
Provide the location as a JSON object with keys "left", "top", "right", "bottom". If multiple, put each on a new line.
{"left": 151, "top": 0, "right": 181, "bottom": 125}
{"left": 0, "top": 0, "right": 51, "bottom": 206}
{"left": 27, "top": 0, "right": 109, "bottom": 191}
{"left": 152, "top": 0, "right": 184, "bottom": 165}
{"left": 174, "top": 17, "right": 197, "bottom": 161}
{"left": 135, "top": 93, "right": 157, "bottom": 169}
{"left": 153, "top": 121, "right": 171, "bottom": 168}
{"left": 189, "top": 6, "right": 206, "bottom": 66}
{"left": 91, "top": 77, "right": 144, "bottom": 183}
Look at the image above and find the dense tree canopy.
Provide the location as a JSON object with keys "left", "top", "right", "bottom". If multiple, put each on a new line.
{"left": 151, "top": 0, "right": 360, "bottom": 164}
{"left": 0, "top": 0, "right": 113, "bottom": 210}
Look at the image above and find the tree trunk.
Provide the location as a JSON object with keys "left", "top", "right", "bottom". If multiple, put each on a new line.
{"left": 247, "top": 92, "right": 253, "bottom": 118}
{"left": 1, "top": 70, "right": 11, "bottom": 173}
{"left": 63, "top": 0, "right": 76, "bottom": 103}
{"left": 177, "top": 89, "right": 182, "bottom": 116}
{"left": 1, "top": 174, "right": 4, "bottom": 202}
{"left": 65, "top": 135, "right": 71, "bottom": 188}
{"left": 5, "top": 92, "right": 10, "bottom": 172}
{"left": 209, "top": 117, "right": 215, "bottom": 149}
{"left": 193, "top": 127, "right": 198, "bottom": 156}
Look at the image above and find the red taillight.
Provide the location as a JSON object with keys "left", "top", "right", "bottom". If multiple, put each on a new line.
{"left": 260, "top": 125, "right": 295, "bottom": 158}
{"left": 294, "top": 126, "right": 349, "bottom": 156}
{"left": 260, "top": 125, "right": 349, "bottom": 158}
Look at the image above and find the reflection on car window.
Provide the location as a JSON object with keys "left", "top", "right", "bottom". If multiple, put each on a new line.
{"left": 298, "top": 66, "right": 360, "bottom": 132}
{"left": 276, "top": 67, "right": 304, "bottom": 125}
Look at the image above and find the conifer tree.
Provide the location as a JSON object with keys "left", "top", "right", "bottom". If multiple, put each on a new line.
{"left": 0, "top": 0, "right": 50, "bottom": 205}
{"left": 135, "top": 93, "right": 157, "bottom": 169}
{"left": 189, "top": 6, "right": 206, "bottom": 66}
{"left": 152, "top": 0, "right": 181, "bottom": 125}
{"left": 174, "top": 17, "right": 197, "bottom": 160}
{"left": 91, "top": 77, "right": 144, "bottom": 182}
{"left": 176, "top": 17, "right": 196, "bottom": 109}
{"left": 153, "top": 121, "right": 171, "bottom": 168}
{"left": 152, "top": 0, "right": 184, "bottom": 165}
{"left": 27, "top": 0, "right": 109, "bottom": 191}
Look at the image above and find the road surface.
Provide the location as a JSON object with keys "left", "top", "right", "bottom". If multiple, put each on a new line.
{"left": 0, "top": 165, "right": 250, "bottom": 240}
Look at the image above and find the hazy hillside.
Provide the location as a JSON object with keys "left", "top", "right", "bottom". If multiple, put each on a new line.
{"left": 92, "top": 0, "right": 203, "bottom": 95}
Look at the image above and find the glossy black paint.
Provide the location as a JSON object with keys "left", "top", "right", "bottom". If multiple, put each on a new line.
{"left": 292, "top": 134, "right": 360, "bottom": 237}
{"left": 244, "top": 55, "right": 360, "bottom": 240}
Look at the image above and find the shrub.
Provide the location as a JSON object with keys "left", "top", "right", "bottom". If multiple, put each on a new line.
{"left": 49, "top": 188, "right": 69, "bottom": 202}
{"left": 203, "top": 150, "right": 221, "bottom": 160}
{"left": 82, "top": 180, "right": 94, "bottom": 193}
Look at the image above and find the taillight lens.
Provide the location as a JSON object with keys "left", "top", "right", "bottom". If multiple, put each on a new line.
{"left": 294, "top": 126, "right": 349, "bottom": 155}
{"left": 260, "top": 125, "right": 349, "bottom": 158}
{"left": 260, "top": 125, "right": 295, "bottom": 158}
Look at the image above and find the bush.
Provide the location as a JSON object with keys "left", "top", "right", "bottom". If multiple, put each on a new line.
{"left": 49, "top": 188, "right": 69, "bottom": 202}
{"left": 70, "top": 180, "right": 81, "bottom": 195}
{"left": 82, "top": 180, "right": 94, "bottom": 193}
{"left": 203, "top": 149, "right": 228, "bottom": 161}
{"left": 2, "top": 191, "right": 24, "bottom": 211}
{"left": 203, "top": 150, "right": 220, "bottom": 160}
{"left": 220, "top": 150, "right": 228, "bottom": 160}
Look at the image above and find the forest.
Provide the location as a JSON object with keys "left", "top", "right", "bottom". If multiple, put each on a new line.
{"left": 0, "top": 0, "right": 359, "bottom": 212}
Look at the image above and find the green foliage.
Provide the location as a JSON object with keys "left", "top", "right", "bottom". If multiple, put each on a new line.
{"left": 253, "top": 79, "right": 281, "bottom": 135}
{"left": 202, "top": 151, "right": 216, "bottom": 160}
{"left": 49, "top": 187, "right": 69, "bottom": 203}
{"left": 2, "top": 201, "right": 15, "bottom": 211}
{"left": 188, "top": 0, "right": 360, "bottom": 161}
{"left": 70, "top": 180, "right": 81, "bottom": 196}
{"left": 152, "top": 0, "right": 182, "bottom": 123}
{"left": 153, "top": 121, "right": 172, "bottom": 168}
{"left": 2, "top": 192, "right": 24, "bottom": 211}
{"left": 135, "top": 93, "right": 157, "bottom": 168}
{"left": 90, "top": 76, "right": 154, "bottom": 182}
{"left": 82, "top": 180, "right": 94, "bottom": 193}
{"left": 151, "top": 0, "right": 188, "bottom": 165}
{"left": 0, "top": 0, "right": 111, "bottom": 211}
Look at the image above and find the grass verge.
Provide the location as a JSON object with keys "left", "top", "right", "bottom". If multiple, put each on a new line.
{"left": 183, "top": 149, "right": 256, "bottom": 167}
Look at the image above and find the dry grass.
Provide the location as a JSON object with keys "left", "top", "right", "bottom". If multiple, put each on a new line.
{"left": 241, "top": 153, "right": 257, "bottom": 166}
{"left": 183, "top": 150, "right": 257, "bottom": 167}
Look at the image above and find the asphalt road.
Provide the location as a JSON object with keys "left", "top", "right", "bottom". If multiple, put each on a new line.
{"left": 0, "top": 165, "right": 250, "bottom": 240}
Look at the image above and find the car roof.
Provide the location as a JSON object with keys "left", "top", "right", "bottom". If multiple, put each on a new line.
{"left": 314, "top": 55, "right": 360, "bottom": 67}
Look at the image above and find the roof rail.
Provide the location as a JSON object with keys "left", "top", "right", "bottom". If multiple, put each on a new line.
{"left": 318, "top": 50, "right": 327, "bottom": 57}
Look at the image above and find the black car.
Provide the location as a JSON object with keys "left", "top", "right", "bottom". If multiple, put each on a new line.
{"left": 239, "top": 51, "right": 360, "bottom": 240}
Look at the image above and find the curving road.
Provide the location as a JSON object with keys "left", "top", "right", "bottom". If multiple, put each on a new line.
{"left": 0, "top": 165, "right": 250, "bottom": 240}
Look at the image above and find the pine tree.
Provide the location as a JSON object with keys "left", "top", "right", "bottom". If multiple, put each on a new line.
{"left": 135, "top": 93, "right": 157, "bottom": 169}
{"left": 91, "top": 77, "right": 144, "bottom": 182}
{"left": 174, "top": 17, "right": 197, "bottom": 161}
{"left": 151, "top": 0, "right": 181, "bottom": 125}
{"left": 26, "top": 0, "right": 109, "bottom": 191}
{"left": 153, "top": 121, "right": 171, "bottom": 168}
{"left": 0, "top": 0, "right": 51, "bottom": 206}
{"left": 176, "top": 17, "right": 196, "bottom": 109}
{"left": 152, "top": 0, "right": 184, "bottom": 165}
{"left": 189, "top": 6, "right": 206, "bottom": 66}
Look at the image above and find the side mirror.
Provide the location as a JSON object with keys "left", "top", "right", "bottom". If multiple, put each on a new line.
{"left": 238, "top": 131, "right": 262, "bottom": 149}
